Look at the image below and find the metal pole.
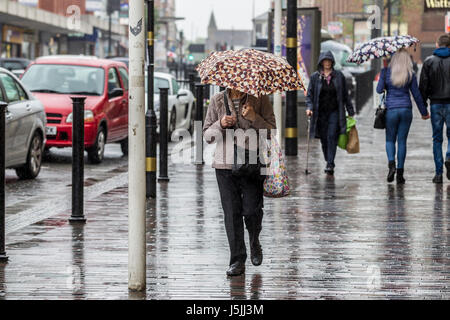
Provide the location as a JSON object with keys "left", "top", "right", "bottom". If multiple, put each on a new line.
{"left": 69, "top": 97, "right": 86, "bottom": 223}
{"left": 371, "top": 0, "right": 383, "bottom": 73}
{"left": 108, "top": 14, "right": 112, "bottom": 56}
{"left": 387, "top": 0, "right": 391, "bottom": 36}
{"left": 285, "top": 0, "right": 298, "bottom": 156}
{"left": 273, "top": 0, "right": 282, "bottom": 144}
{"left": 0, "top": 101, "right": 8, "bottom": 262}
{"left": 158, "top": 87, "right": 170, "bottom": 181}
{"left": 194, "top": 84, "right": 205, "bottom": 165}
{"left": 128, "top": 0, "right": 146, "bottom": 292}
{"left": 146, "top": 0, "right": 157, "bottom": 198}
{"left": 189, "top": 73, "right": 195, "bottom": 95}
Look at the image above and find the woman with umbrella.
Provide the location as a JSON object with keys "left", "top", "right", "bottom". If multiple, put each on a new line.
{"left": 199, "top": 49, "right": 303, "bottom": 277}
{"left": 376, "top": 48, "right": 429, "bottom": 184}
{"left": 305, "top": 50, "right": 355, "bottom": 176}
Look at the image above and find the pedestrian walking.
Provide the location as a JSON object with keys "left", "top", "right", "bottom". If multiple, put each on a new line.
{"left": 376, "top": 48, "right": 430, "bottom": 184}
{"left": 197, "top": 48, "right": 303, "bottom": 277}
{"left": 419, "top": 34, "right": 450, "bottom": 184}
{"left": 203, "top": 89, "right": 276, "bottom": 277}
{"left": 305, "top": 51, "right": 355, "bottom": 176}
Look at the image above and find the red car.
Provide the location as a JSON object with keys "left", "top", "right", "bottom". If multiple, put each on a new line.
{"left": 21, "top": 55, "right": 129, "bottom": 163}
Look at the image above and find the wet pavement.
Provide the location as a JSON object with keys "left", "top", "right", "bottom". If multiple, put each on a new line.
{"left": 1, "top": 100, "right": 450, "bottom": 300}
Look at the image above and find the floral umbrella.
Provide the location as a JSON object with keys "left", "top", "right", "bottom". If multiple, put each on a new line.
{"left": 196, "top": 49, "right": 305, "bottom": 97}
{"left": 347, "top": 35, "right": 419, "bottom": 65}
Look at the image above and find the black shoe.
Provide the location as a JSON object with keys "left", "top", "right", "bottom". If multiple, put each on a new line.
{"left": 433, "top": 174, "right": 443, "bottom": 184}
{"left": 387, "top": 161, "right": 396, "bottom": 183}
{"left": 226, "top": 261, "right": 245, "bottom": 277}
{"left": 250, "top": 242, "right": 263, "bottom": 266}
{"left": 396, "top": 168, "right": 405, "bottom": 184}
{"left": 445, "top": 160, "right": 450, "bottom": 180}
{"left": 324, "top": 166, "right": 334, "bottom": 176}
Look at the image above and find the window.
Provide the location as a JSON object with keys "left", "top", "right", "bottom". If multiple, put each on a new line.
{"left": 16, "top": 83, "right": 28, "bottom": 100}
{"left": 171, "top": 78, "right": 179, "bottom": 96}
{"left": 108, "top": 67, "right": 121, "bottom": 93}
{"left": 0, "top": 73, "right": 20, "bottom": 103}
{"left": 21, "top": 64, "right": 105, "bottom": 95}
{"left": 2, "top": 61, "right": 23, "bottom": 71}
{"left": 118, "top": 67, "right": 129, "bottom": 91}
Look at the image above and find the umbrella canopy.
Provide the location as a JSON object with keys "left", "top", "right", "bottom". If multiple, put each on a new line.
{"left": 196, "top": 48, "right": 305, "bottom": 97}
{"left": 347, "top": 35, "right": 419, "bottom": 65}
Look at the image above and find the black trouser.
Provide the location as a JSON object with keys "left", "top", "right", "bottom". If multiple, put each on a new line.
{"left": 215, "top": 169, "right": 264, "bottom": 266}
{"left": 318, "top": 110, "right": 339, "bottom": 168}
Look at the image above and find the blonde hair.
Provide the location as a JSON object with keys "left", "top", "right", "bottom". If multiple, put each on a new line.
{"left": 389, "top": 48, "right": 413, "bottom": 88}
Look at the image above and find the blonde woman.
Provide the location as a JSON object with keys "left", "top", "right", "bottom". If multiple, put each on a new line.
{"left": 376, "top": 48, "right": 430, "bottom": 184}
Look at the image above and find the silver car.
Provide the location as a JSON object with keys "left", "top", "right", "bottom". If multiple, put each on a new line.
{"left": 0, "top": 67, "right": 46, "bottom": 179}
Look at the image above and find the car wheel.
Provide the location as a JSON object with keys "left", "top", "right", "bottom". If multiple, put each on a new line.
{"left": 120, "top": 137, "right": 128, "bottom": 156}
{"left": 87, "top": 126, "right": 106, "bottom": 164}
{"left": 16, "top": 132, "right": 43, "bottom": 180}
{"left": 168, "top": 108, "right": 176, "bottom": 142}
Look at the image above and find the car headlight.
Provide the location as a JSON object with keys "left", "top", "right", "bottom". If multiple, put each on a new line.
{"left": 66, "top": 110, "right": 95, "bottom": 123}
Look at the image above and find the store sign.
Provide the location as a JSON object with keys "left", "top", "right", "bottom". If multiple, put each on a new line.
{"left": 2, "top": 26, "right": 24, "bottom": 44}
{"left": 424, "top": 0, "right": 450, "bottom": 11}
{"left": 327, "top": 21, "right": 343, "bottom": 35}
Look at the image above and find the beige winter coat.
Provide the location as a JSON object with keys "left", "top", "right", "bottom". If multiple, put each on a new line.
{"left": 203, "top": 90, "right": 276, "bottom": 170}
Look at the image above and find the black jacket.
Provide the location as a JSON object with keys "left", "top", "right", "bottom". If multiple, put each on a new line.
{"left": 306, "top": 51, "right": 355, "bottom": 138}
{"left": 419, "top": 47, "right": 450, "bottom": 105}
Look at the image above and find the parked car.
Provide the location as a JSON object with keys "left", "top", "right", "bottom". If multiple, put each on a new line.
{"left": 0, "top": 58, "right": 31, "bottom": 78}
{"left": 21, "top": 55, "right": 129, "bottom": 164}
{"left": 0, "top": 67, "right": 46, "bottom": 179}
{"left": 106, "top": 56, "right": 129, "bottom": 68}
{"left": 145, "top": 72, "right": 195, "bottom": 137}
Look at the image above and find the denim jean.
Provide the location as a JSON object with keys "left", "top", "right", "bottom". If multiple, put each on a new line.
{"left": 430, "top": 104, "right": 450, "bottom": 175}
{"left": 318, "top": 110, "right": 339, "bottom": 168}
{"left": 385, "top": 107, "right": 413, "bottom": 169}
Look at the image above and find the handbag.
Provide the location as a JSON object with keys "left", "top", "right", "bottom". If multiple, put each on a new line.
{"left": 346, "top": 126, "right": 360, "bottom": 154}
{"left": 223, "top": 91, "right": 261, "bottom": 177}
{"left": 374, "top": 91, "right": 386, "bottom": 129}
{"left": 263, "top": 138, "right": 290, "bottom": 198}
{"left": 338, "top": 117, "right": 356, "bottom": 150}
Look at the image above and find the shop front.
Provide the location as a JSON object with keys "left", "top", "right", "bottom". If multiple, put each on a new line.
{"left": 1, "top": 25, "right": 24, "bottom": 58}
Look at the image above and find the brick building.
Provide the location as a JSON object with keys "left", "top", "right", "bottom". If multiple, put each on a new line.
{"left": 311, "top": 0, "right": 447, "bottom": 63}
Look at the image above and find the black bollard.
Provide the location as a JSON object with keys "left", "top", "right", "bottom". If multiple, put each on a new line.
{"left": 194, "top": 84, "right": 205, "bottom": 165}
{"left": 158, "top": 87, "right": 170, "bottom": 182}
{"left": 0, "top": 101, "right": 8, "bottom": 262}
{"left": 69, "top": 97, "right": 86, "bottom": 223}
{"left": 146, "top": 0, "right": 157, "bottom": 198}
{"left": 285, "top": 0, "right": 298, "bottom": 156}
{"left": 189, "top": 74, "right": 195, "bottom": 95}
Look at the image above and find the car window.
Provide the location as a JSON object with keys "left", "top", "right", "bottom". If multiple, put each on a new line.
{"left": 171, "top": 78, "right": 179, "bottom": 96}
{"left": 3, "top": 61, "right": 23, "bottom": 70}
{"left": 0, "top": 73, "right": 21, "bottom": 103}
{"left": 108, "top": 67, "right": 121, "bottom": 93}
{"left": 152, "top": 77, "right": 170, "bottom": 94}
{"left": 118, "top": 67, "right": 129, "bottom": 91}
{"left": 22, "top": 64, "right": 105, "bottom": 95}
{"left": 16, "top": 82, "right": 28, "bottom": 100}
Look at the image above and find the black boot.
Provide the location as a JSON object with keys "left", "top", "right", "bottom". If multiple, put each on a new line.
{"left": 387, "top": 161, "right": 396, "bottom": 183}
{"left": 396, "top": 168, "right": 405, "bottom": 184}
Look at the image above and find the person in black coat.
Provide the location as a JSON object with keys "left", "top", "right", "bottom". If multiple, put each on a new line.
{"left": 306, "top": 51, "right": 355, "bottom": 175}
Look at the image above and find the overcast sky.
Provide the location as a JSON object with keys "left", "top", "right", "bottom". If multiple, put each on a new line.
{"left": 175, "top": 0, "right": 272, "bottom": 42}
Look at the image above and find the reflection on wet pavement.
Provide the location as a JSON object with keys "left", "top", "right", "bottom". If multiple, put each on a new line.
{"left": 1, "top": 103, "right": 450, "bottom": 299}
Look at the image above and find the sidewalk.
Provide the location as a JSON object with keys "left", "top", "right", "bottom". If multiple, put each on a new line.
{"left": 1, "top": 100, "right": 450, "bottom": 300}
